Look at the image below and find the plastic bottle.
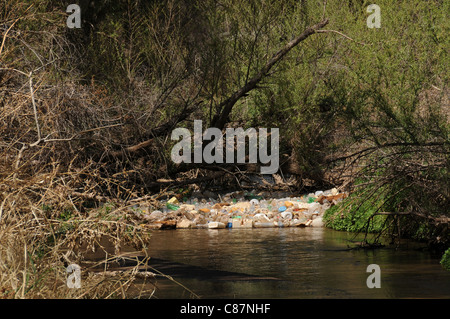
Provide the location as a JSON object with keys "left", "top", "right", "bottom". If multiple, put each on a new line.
{"left": 259, "top": 200, "right": 268, "bottom": 209}
{"left": 249, "top": 203, "right": 256, "bottom": 213}
{"left": 166, "top": 203, "right": 179, "bottom": 211}
{"left": 281, "top": 211, "right": 293, "bottom": 219}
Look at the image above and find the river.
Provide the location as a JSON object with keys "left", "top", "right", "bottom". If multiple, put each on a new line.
{"left": 144, "top": 227, "right": 450, "bottom": 298}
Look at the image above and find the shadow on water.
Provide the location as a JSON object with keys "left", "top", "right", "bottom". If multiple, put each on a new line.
{"left": 147, "top": 257, "right": 281, "bottom": 282}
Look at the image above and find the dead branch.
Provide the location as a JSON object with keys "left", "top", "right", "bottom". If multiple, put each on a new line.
{"left": 373, "top": 211, "right": 450, "bottom": 224}
{"left": 109, "top": 103, "right": 200, "bottom": 158}
{"left": 211, "top": 19, "right": 330, "bottom": 131}
{"left": 144, "top": 171, "right": 226, "bottom": 190}
{"left": 29, "top": 73, "right": 41, "bottom": 142}
{"left": 0, "top": 18, "right": 19, "bottom": 57}
{"left": 315, "top": 29, "right": 367, "bottom": 45}
{"left": 326, "top": 141, "right": 447, "bottom": 164}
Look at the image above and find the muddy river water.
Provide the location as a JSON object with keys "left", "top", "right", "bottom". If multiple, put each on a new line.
{"left": 144, "top": 227, "right": 450, "bottom": 298}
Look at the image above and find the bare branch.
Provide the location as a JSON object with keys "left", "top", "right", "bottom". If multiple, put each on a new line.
{"left": 0, "top": 18, "right": 19, "bottom": 57}
{"left": 29, "top": 73, "right": 41, "bottom": 142}
{"left": 315, "top": 29, "right": 367, "bottom": 45}
{"left": 211, "top": 19, "right": 329, "bottom": 130}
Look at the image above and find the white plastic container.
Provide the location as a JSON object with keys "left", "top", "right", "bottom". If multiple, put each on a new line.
{"left": 208, "top": 222, "right": 226, "bottom": 229}
{"left": 280, "top": 211, "right": 293, "bottom": 220}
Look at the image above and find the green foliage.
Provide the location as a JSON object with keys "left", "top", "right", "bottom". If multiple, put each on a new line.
{"left": 323, "top": 185, "right": 388, "bottom": 233}
{"left": 441, "top": 248, "right": 450, "bottom": 271}
{"left": 64, "top": 0, "right": 448, "bottom": 182}
{"left": 58, "top": 207, "right": 74, "bottom": 221}
{"left": 2, "top": 0, "right": 448, "bottom": 244}
{"left": 95, "top": 202, "right": 116, "bottom": 219}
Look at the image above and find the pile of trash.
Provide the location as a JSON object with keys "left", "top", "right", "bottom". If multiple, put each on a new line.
{"left": 136, "top": 188, "right": 347, "bottom": 230}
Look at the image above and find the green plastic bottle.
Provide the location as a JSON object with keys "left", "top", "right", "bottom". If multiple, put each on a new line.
{"left": 166, "top": 203, "right": 180, "bottom": 211}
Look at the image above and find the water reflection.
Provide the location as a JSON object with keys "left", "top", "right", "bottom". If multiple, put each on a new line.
{"left": 147, "top": 227, "right": 450, "bottom": 298}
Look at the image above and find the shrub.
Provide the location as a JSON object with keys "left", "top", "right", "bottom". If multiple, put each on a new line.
{"left": 441, "top": 248, "right": 450, "bottom": 271}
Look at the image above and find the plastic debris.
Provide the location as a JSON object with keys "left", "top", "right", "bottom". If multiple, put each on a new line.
{"left": 135, "top": 188, "right": 344, "bottom": 230}
{"left": 278, "top": 206, "right": 287, "bottom": 212}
